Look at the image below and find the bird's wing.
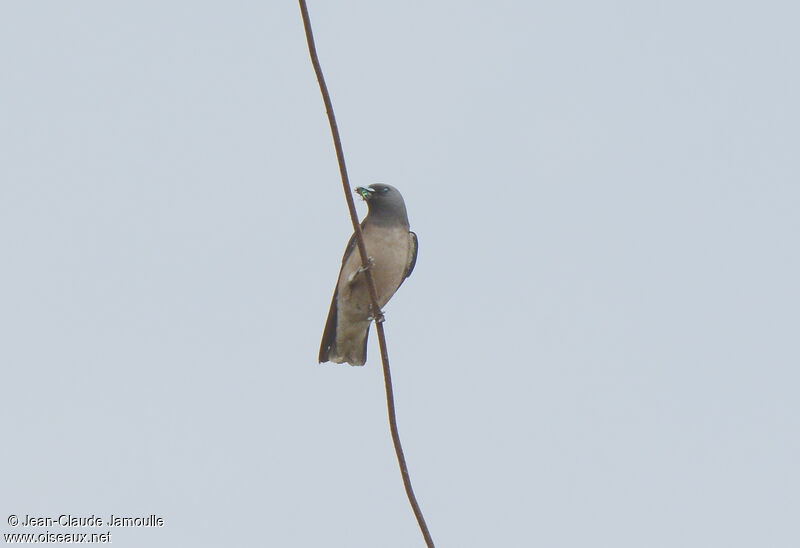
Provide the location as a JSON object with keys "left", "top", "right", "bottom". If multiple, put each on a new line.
{"left": 318, "top": 232, "right": 358, "bottom": 363}
{"left": 403, "top": 231, "right": 418, "bottom": 280}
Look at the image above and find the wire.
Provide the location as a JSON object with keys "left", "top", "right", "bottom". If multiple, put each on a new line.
{"left": 297, "top": 2, "right": 436, "bottom": 546}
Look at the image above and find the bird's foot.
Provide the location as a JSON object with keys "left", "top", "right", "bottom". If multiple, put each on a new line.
{"left": 367, "top": 305, "right": 385, "bottom": 324}
{"left": 347, "top": 256, "right": 375, "bottom": 284}
{"left": 358, "top": 256, "right": 375, "bottom": 273}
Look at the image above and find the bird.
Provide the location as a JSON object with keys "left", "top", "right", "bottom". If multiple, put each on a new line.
{"left": 319, "top": 183, "right": 418, "bottom": 366}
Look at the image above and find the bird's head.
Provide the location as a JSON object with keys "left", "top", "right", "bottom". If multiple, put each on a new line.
{"left": 354, "top": 183, "right": 409, "bottom": 223}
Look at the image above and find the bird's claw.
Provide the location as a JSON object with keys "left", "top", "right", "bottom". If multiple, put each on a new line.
{"left": 367, "top": 305, "right": 385, "bottom": 324}
{"left": 348, "top": 257, "right": 375, "bottom": 284}
{"left": 358, "top": 257, "right": 375, "bottom": 273}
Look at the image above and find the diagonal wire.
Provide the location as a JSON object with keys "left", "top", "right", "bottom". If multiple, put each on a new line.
{"left": 298, "top": 2, "right": 435, "bottom": 546}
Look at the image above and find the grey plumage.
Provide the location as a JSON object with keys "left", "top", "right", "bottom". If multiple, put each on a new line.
{"left": 319, "top": 184, "right": 417, "bottom": 366}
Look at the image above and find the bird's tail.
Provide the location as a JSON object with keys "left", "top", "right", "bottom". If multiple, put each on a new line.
{"left": 326, "top": 320, "right": 370, "bottom": 366}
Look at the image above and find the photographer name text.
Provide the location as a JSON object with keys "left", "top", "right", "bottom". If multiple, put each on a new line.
{"left": 10, "top": 514, "right": 164, "bottom": 528}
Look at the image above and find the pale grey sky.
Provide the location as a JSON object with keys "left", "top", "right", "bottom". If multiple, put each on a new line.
{"left": 1, "top": 1, "right": 798, "bottom": 547}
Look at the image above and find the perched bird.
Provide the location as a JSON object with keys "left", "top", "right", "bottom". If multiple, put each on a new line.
{"left": 319, "top": 183, "right": 418, "bottom": 366}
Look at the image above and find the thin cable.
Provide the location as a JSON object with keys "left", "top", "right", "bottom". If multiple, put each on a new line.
{"left": 298, "top": 2, "right": 435, "bottom": 546}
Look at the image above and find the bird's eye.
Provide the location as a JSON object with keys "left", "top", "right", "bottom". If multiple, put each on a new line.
{"left": 381, "top": 187, "right": 389, "bottom": 193}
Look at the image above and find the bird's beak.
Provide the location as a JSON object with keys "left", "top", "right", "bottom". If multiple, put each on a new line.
{"left": 355, "top": 186, "right": 374, "bottom": 201}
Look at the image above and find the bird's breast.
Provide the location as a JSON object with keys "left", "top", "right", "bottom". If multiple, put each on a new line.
{"left": 338, "top": 224, "right": 410, "bottom": 309}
